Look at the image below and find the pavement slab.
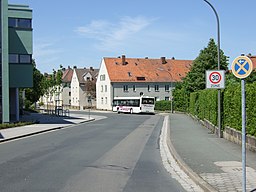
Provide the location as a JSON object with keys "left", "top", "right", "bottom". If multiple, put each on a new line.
{"left": 169, "top": 113, "right": 256, "bottom": 192}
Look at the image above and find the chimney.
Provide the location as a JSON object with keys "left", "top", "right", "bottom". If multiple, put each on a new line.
{"left": 171, "top": 57, "right": 175, "bottom": 60}
{"left": 90, "top": 67, "right": 94, "bottom": 71}
{"left": 161, "top": 57, "right": 167, "bottom": 64}
{"left": 145, "top": 56, "right": 148, "bottom": 59}
{"left": 122, "top": 55, "right": 126, "bottom": 65}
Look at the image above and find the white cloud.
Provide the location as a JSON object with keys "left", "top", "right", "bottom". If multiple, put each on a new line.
{"left": 75, "top": 16, "right": 155, "bottom": 50}
{"left": 33, "top": 40, "right": 64, "bottom": 72}
{"left": 33, "top": 42, "right": 60, "bottom": 57}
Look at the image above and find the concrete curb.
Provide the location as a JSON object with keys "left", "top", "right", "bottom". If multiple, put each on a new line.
{"left": 166, "top": 115, "right": 218, "bottom": 192}
{"left": 0, "top": 118, "right": 95, "bottom": 143}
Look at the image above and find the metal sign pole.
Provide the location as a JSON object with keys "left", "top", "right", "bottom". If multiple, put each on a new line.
{"left": 241, "top": 79, "right": 246, "bottom": 192}
{"left": 231, "top": 55, "right": 253, "bottom": 192}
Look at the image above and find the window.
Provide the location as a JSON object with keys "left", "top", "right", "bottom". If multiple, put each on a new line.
{"left": 105, "top": 97, "right": 107, "bottom": 104}
{"left": 8, "top": 18, "right": 16, "bottom": 27}
{"left": 8, "top": 18, "right": 32, "bottom": 29}
{"left": 101, "top": 97, "right": 104, "bottom": 104}
{"left": 165, "top": 97, "right": 170, "bottom": 101}
{"left": 9, "top": 54, "right": 19, "bottom": 63}
{"left": 20, "top": 54, "right": 31, "bottom": 63}
{"left": 123, "top": 85, "right": 128, "bottom": 92}
{"left": 18, "top": 19, "right": 32, "bottom": 28}
{"left": 137, "top": 76, "right": 145, "bottom": 81}
{"left": 105, "top": 85, "right": 107, "bottom": 92}
{"left": 165, "top": 85, "right": 170, "bottom": 92}
{"left": 155, "top": 85, "right": 159, "bottom": 92}
{"left": 9, "top": 54, "right": 31, "bottom": 64}
{"left": 133, "top": 85, "right": 136, "bottom": 92}
{"left": 100, "top": 74, "right": 106, "bottom": 81}
{"left": 69, "top": 92, "right": 71, "bottom": 96}
{"left": 148, "top": 85, "right": 151, "bottom": 92}
{"left": 101, "top": 85, "right": 104, "bottom": 92}
{"left": 86, "top": 77, "right": 90, "bottom": 81}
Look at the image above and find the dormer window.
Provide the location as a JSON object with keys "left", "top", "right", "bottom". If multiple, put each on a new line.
{"left": 136, "top": 77, "right": 145, "bottom": 81}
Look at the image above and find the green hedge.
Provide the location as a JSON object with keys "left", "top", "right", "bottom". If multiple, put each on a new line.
{"left": 223, "top": 82, "right": 241, "bottom": 131}
{"left": 246, "top": 82, "right": 256, "bottom": 136}
{"left": 189, "top": 90, "right": 218, "bottom": 125}
{"left": 188, "top": 82, "right": 256, "bottom": 136}
{"left": 155, "top": 100, "right": 172, "bottom": 111}
{"left": 173, "top": 87, "right": 189, "bottom": 112}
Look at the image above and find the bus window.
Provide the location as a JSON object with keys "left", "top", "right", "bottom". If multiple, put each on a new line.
{"left": 142, "top": 98, "right": 155, "bottom": 104}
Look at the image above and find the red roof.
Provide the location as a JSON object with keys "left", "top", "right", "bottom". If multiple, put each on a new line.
{"left": 104, "top": 56, "right": 192, "bottom": 82}
{"left": 248, "top": 55, "right": 256, "bottom": 69}
{"left": 62, "top": 68, "right": 73, "bottom": 83}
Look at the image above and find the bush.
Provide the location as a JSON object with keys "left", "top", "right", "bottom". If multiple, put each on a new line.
{"left": 173, "top": 87, "right": 189, "bottom": 112}
{"left": 155, "top": 100, "right": 172, "bottom": 111}
{"left": 187, "top": 81, "right": 256, "bottom": 136}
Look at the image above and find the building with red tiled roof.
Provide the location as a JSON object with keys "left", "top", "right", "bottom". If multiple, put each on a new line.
{"left": 248, "top": 55, "right": 256, "bottom": 69}
{"left": 96, "top": 55, "right": 192, "bottom": 110}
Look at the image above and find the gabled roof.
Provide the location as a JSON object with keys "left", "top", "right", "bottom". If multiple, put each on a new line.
{"left": 62, "top": 68, "right": 73, "bottom": 83}
{"left": 74, "top": 68, "right": 99, "bottom": 83}
{"left": 103, "top": 56, "right": 192, "bottom": 82}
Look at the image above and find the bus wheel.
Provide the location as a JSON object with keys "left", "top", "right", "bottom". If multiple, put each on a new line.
{"left": 130, "top": 108, "right": 133, "bottom": 114}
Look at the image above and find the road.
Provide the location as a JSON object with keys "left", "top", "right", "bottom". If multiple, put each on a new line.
{"left": 0, "top": 112, "right": 185, "bottom": 192}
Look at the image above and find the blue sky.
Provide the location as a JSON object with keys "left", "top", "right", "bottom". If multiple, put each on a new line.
{"left": 9, "top": 0, "right": 256, "bottom": 73}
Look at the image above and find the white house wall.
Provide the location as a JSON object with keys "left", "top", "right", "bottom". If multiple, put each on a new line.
{"left": 112, "top": 82, "right": 174, "bottom": 101}
{"left": 62, "top": 84, "right": 71, "bottom": 106}
{"left": 71, "top": 70, "right": 80, "bottom": 107}
{"left": 96, "top": 59, "right": 112, "bottom": 110}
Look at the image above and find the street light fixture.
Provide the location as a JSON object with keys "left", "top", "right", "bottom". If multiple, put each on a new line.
{"left": 203, "top": 0, "right": 222, "bottom": 138}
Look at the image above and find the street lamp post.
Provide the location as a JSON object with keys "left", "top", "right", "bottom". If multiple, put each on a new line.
{"left": 203, "top": 0, "right": 222, "bottom": 138}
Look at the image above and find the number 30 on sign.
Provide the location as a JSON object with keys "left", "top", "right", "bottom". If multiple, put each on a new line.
{"left": 206, "top": 70, "right": 225, "bottom": 89}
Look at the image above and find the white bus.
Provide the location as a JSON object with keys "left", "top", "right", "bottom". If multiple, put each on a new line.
{"left": 112, "top": 96, "right": 155, "bottom": 114}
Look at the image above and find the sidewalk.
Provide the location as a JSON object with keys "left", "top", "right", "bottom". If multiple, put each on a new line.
{"left": 0, "top": 112, "right": 94, "bottom": 142}
{"left": 168, "top": 113, "right": 256, "bottom": 192}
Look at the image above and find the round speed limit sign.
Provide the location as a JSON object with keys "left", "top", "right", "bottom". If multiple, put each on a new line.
{"left": 206, "top": 70, "right": 225, "bottom": 89}
{"left": 209, "top": 71, "right": 221, "bottom": 84}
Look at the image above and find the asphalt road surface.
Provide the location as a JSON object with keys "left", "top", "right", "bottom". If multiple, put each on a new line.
{"left": 0, "top": 112, "right": 185, "bottom": 192}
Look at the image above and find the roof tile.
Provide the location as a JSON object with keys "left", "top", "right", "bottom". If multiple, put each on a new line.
{"left": 104, "top": 57, "right": 192, "bottom": 82}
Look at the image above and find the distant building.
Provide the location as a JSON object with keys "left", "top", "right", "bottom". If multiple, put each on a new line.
{"left": 1, "top": 1, "right": 33, "bottom": 122}
{"left": 61, "top": 67, "right": 73, "bottom": 106}
{"left": 71, "top": 67, "right": 99, "bottom": 109}
{"left": 96, "top": 55, "right": 192, "bottom": 111}
{"left": 247, "top": 54, "right": 256, "bottom": 69}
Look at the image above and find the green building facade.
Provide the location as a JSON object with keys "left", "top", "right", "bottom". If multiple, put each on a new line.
{"left": 1, "top": 0, "right": 33, "bottom": 123}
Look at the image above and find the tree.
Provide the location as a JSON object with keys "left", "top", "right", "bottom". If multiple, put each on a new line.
{"left": 172, "top": 39, "right": 229, "bottom": 112}
{"left": 42, "top": 65, "right": 64, "bottom": 106}
{"left": 183, "top": 38, "right": 228, "bottom": 92}
{"left": 24, "top": 60, "right": 45, "bottom": 105}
